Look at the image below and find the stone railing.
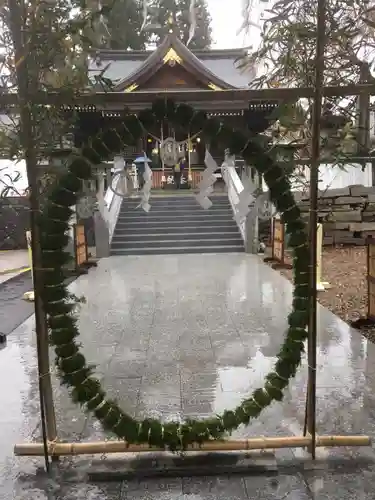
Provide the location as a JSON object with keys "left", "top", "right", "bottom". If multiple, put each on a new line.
{"left": 295, "top": 185, "right": 375, "bottom": 245}
{"left": 222, "top": 162, "right": 246, "bottom": 241}
{"left": 222, "top": 162, "right": 264, "bottom": 253}
{"left": 94, "top": 166, "right": 126, "bottom": 257}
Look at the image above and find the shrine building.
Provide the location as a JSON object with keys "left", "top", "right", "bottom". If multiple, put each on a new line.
{"left": 70, "top": 30, "right": 280, "bottom": 190}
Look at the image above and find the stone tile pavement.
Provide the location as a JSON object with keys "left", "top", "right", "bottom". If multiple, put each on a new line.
{"left": 1, "top": 253, "right": 375, "bottom": 499}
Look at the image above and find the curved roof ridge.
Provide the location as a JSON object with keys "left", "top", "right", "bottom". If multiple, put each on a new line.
{"left": 114, "top": 34, "right": 238, "bottom": 91}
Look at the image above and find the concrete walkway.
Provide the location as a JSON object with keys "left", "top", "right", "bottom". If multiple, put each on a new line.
{"left": 0, "top": 249, "right": 30, "bottom": 285}
{"left": 1, "top": 253, "right": 375, "bottom": 499}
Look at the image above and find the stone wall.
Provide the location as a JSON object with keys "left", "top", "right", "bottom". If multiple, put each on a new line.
{"left": 295, "top": 185, "right": 375, "bottom": 246}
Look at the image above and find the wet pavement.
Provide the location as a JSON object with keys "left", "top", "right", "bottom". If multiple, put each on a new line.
{"left": 0, "top": 250, "right": 29, "bottom": 285}
{"left": 0, "top": 271, "right": 34, "bottom": 338}
{"left": 1, "top": 253, "right": 375, "bottom": 499}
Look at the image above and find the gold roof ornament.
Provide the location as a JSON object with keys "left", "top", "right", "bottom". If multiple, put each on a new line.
{"left": 208, "top": 82, "right": 223, "bottom": 91}
{"left": 163, "top": 48, "right": 183, "bottom": 65}
{"left": 124, "top": 83, "right": 138, "bottom": 92}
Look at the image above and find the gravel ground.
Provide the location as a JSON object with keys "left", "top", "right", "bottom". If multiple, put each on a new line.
{"left": 265, "top": 245, "right": 375, "bottom": 342}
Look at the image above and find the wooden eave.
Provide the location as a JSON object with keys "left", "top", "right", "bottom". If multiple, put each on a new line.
{"left": 0, "top": 83, "right": 374, "bottom": 109}
{"left": 113, "top": 34, "right": 238, "bottom": 92}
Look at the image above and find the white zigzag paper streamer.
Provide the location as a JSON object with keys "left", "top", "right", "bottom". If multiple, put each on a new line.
{"left": 195, "top": 149, "right": 218, "bottom": 209}
{"left": 139, "top": 162, "right": 153, "bottom": 212}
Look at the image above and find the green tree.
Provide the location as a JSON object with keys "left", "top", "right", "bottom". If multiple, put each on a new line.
{"left": 240, "top": 0, "right": 374, "bottom": 164}
{"left": 105, "top": 0, "right": 150, "bottom": 50}
{"left": 149, "top": 0, "right": 213, "bottom": 49}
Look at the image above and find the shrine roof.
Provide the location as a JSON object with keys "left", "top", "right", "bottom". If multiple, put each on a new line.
{"left": 88, "top": 34, "right": 254, "bottom": 91}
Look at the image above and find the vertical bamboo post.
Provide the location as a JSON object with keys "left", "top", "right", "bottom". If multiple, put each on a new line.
{"left": 358, "top": 65, "right": 371, "bottom": 172}
{"left": 306, "top": 0, "right": 326, "bottom": 459}
{"left": 8, "top": 0, "right": 57, "bottom": 464}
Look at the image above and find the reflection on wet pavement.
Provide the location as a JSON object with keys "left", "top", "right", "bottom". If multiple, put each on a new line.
{"left": 1, "top": 253, "right": 375, "bottom": 499}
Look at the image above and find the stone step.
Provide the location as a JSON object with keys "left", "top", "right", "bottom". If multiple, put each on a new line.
{"left": 114, "top": 224, "right": 239, "bottom": 235}
{"left": 120, "top": 204, "right": 231, "bottom": 213}
{"left": 111, "top": 245, "right": 245, "bottom": 256}
{"left": 121, "top": 196, "right": 229, "bottom": 205}
{"left": 116, "top": 216, "right": 235, "bottom": 226}
{"left": 111, "top": 196, "right": 242, "bottom": 256}
{"left": 111, "top": 237, "right": 243, "bottom": 249}
{"left": 112, "top": 231, "right": 241, "bottom": 242}
{"left": 118, "top": 210, "right": 232, "bottom": 220}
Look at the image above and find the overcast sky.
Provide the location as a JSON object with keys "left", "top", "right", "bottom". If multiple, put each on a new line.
{"left": 206, "top": 0, "right": 262, "bottom": 49}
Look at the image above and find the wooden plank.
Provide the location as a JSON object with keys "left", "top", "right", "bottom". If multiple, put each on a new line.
{"left": 264, "top": 218, "right": 292, "bottom": 269}
{"left": 273, "top": 219, "right": 284, "bottom": 262}
{"left": 74, "top": 224, "right": 88, "bottom": 268}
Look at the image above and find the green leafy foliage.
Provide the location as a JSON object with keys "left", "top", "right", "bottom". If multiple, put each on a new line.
{"left": 240, "top": 0, "right": 374, "bottom": 167}
{"left": 102, "top": 0, "right": 150, "bottom": 50}
{"left": 147, "top": 0, "right": 213, "bottom": 49}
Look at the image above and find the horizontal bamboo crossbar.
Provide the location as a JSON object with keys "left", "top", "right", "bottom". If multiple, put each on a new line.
{"left": 1, "top": 83, "right": 375, "bottom": 108}
{"left": 14, "top": 435, "right": 371, "bottom": 457}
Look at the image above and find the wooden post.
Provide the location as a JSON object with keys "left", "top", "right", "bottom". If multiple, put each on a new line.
{"left": 305, "top": 0, "right": 326, "bottom": 459}
{"left": 357, "top": 65, "right": 371, "bottom": 174}
{"left": 264, "top": 217, "right": 292, "bottom": 269}
{"left": 71, "top": 223, "right": 97, "bottom": 275}
{"left": 316, "top": 223, "right": 331, "bottom": 291}
{"left": 350, "top": 236, "right": 375, "bottom": 328}
{"left": 23, "top": 231, "right": 35, "bottom": 302}
{"left": 367, "top": 236, "right": 375, "bottom": 322}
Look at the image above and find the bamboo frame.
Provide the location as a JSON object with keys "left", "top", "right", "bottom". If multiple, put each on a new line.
{"left": 14, "top": 435, "right": 371, "bottom": 457}
{"left": 305, "top": 0, "right": 326, "bottom": 460}
{"left": 10, "top": 0, "right": 374, "bottom": 469}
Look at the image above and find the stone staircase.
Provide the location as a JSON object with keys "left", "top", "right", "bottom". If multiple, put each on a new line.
{"left": 111, "top": 195, "right": 245, "bottom": 255}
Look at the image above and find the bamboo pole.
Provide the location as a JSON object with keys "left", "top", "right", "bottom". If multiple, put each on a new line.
{"left": 14, "top": 435, "right": 371, "bottom": 457}
{"left": 306, "top": 0, "right": 326, "bottom": 459}
{"left": 7, "top": 0, "right": 57, "bottom": 468}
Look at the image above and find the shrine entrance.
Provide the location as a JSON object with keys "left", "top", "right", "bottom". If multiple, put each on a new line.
{"left": 70, "top": 31, "right": 280, "bottom": 194}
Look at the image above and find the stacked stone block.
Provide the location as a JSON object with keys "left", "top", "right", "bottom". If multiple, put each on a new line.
{"left": 294, "top": 185, "right": 375, "bottom": 246}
